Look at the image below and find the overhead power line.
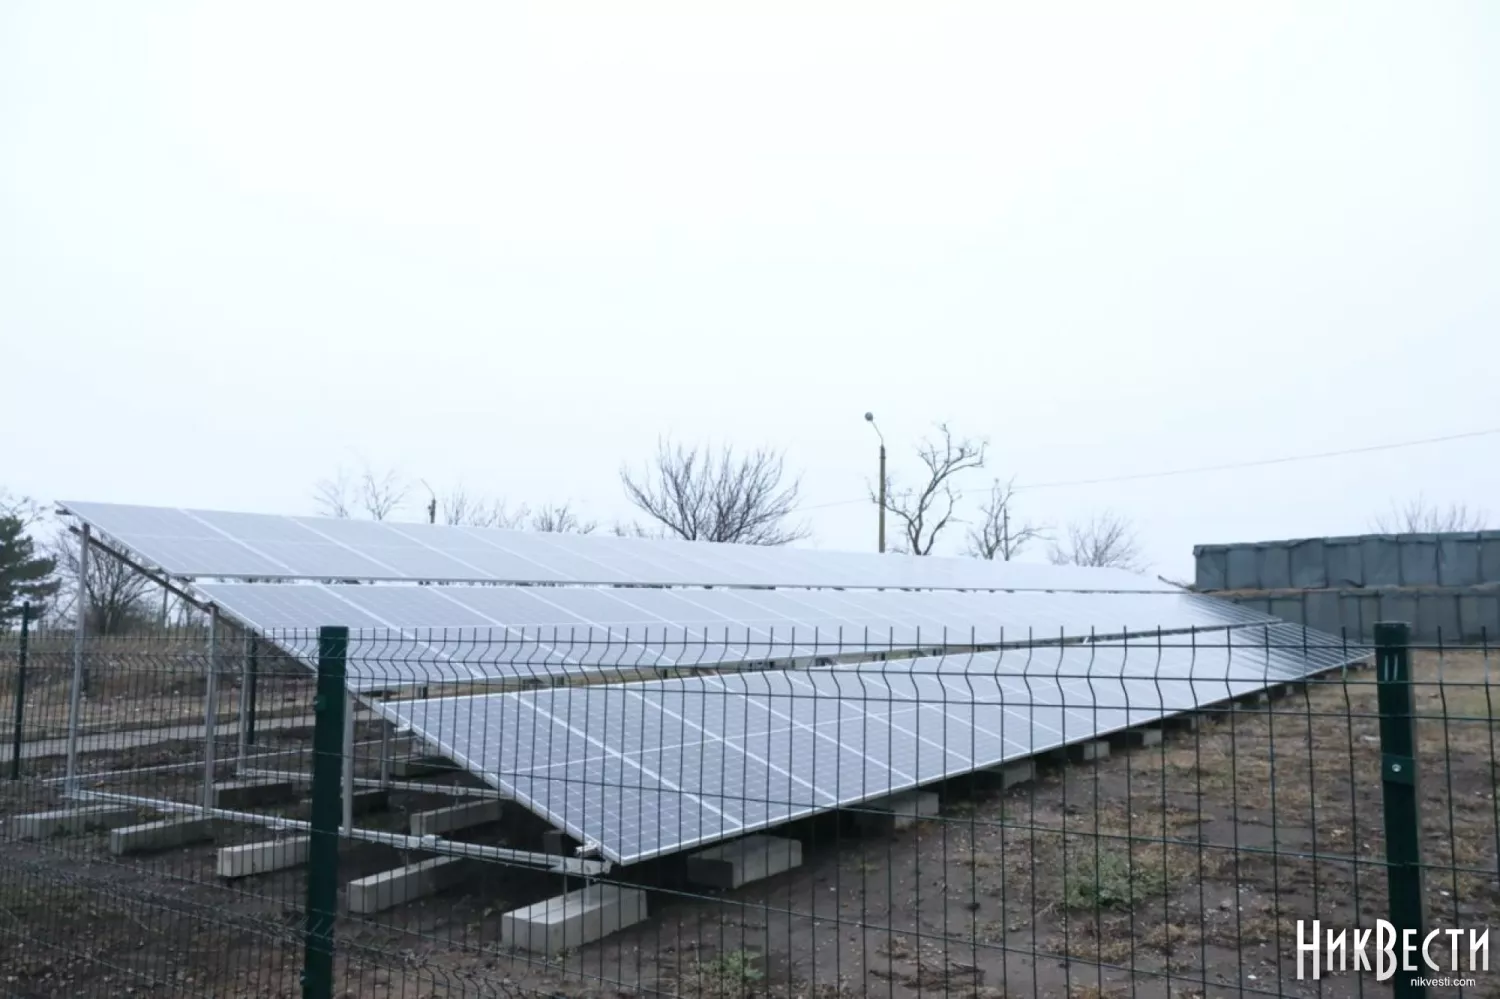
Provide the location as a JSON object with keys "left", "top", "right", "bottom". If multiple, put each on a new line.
{"left": 804, "top": 427, "right": 1500, "bottom": 512}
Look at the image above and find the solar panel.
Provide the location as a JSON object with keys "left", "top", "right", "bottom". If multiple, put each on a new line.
{"left": 378, "top": 622, "right": 1368, "bottom": 864}
{"left": 197, "top": 581, "right": 1280, "bottom": 687}
{"left": 62, "top": 499, "right": 1172, "bottom": 592}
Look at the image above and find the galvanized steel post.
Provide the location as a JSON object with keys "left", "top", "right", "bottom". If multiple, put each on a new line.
{"left": 202, "top": 607, "right": 220, "bottom": 806}
{"left": 303, "top": 625, "right": 347, "bottom": 999}
{"left": 9, "top": 602, "right": 31, "bottom": 780}
{"left": 237, "top": 631, "right": 251, "bottom": 771}
{"left": 1375, "top": 621, "right": 1426, "bottom": 999}
{"left": 64, "top": 525, "right": 90, "bottom": 791}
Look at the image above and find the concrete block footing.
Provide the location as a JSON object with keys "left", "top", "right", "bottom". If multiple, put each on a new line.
{"left": 1067, "top": 740, "right": 1111, "bottom": 762}
{"left": 1116, "top": 727, "right": 1164, "bottom": 748}
{"left": 209, "top": 778, "right": 298, "bottom": 809}
{"left": 855, "top": 790, "right": 939, "bottom": 832}
{"left": 979, "top": 760, "right": 1036, "bottom": 790}
{"left": 347, "top": 856, "right": 472, "bottom": 914}
{"left": 10, "top": 806, "right": 137, "bottom": 840}
{"left": 410, "top": 800, "right": 502, "bottom": 837}
{"left": 501, "top": 884, "right": 648, "bottom": 953}
{"left": 687, "top": 835, "right": 803, "bottom": 890}
{"left": 110, "top": 817, "right": 214, "bottom": 855}
{"left": 216, "top": 836, "right": 310, "bottom": 878}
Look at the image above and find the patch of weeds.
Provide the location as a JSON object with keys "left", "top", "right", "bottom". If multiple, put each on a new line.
{"left": 679, "top": 949, "right": 764, "bottom": 997}
{"left": 1062, "top": 844, "right": 1170, "bottom": 911}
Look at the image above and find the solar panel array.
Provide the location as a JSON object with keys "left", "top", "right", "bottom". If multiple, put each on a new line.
{"left": 199, "top": 581, "right": 1281, "bottom": 688}
{"left": 62, "top": 500, "right": 1170, "bottom": 592}
{"left": 381, "top": 622, "right": 1367, "bottom": 864}
{"left": 62, "top": 496, "right": 1362, "bottom": 867}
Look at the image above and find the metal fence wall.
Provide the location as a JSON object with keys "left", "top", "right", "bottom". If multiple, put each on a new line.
{"left": 1194, "top": 532, "right": 1500, "bottom": 591}
{"left": 1193, "top": 532, "right": 1500, "bottom": 643}
{"left": 2, "top": 621, "right": 1496, "bottom": 998}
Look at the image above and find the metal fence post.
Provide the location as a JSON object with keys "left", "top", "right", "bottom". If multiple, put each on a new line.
{"left": 202, "top": 607, "right": 220, "bottom": 806}
{"left": 64, "top": 524, "right": 90, "bottom": 791}
{"left": 9, "top": 602, "right": 31, "bottom": 780}
{"left": 246, "top": 635, "right": 259, "bottom": 748}
{"left": 1375, "top": 620, "right": 1426, "bottom": 999}
{"left": 303, "top": 625, "right": 347, "bottom": 999}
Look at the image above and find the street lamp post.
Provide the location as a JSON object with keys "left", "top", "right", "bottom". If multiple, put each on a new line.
{"left": 864, "top": 412, "right": 886, "bottom": 554}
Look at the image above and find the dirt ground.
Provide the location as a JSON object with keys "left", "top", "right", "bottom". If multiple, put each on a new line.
{"left": 1, "top": 650, "right": 1497, "bottom": 999}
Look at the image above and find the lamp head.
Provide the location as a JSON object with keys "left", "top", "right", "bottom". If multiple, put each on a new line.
{"left": 864, "top": 412, "right": 874, "bottom": 422}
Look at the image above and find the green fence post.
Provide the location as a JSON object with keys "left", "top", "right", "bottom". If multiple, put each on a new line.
{"left": 302, "top": 626, "right": 347, "bottom": 999}
{"left": 1375, "top": 621, "right": 1425, "bottom": 999}
{"left": 9, "top": 603, "right": 31, "bottom": 780}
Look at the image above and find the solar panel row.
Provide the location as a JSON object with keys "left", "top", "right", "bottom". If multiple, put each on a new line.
{"left": 199, "top": 581, "right": 1280, "bottom": 687}
{"left": 62, "top": 500, "right": 1171, "bottom": 592}
{"left": 382, "top": 622, "right": 1365, "bottom": 864}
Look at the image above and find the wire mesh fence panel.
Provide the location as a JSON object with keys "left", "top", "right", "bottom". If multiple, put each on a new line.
{"left": 0, "top": 623, "right": 1494, "bottom": 998}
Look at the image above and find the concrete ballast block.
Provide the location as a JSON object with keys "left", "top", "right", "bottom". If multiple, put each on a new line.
{"left": 1068, "top": 740, "right": 1111, "bottom": 762}
{"left": 347, "top": 856, "right": 471, "bottom": 914}
{"left": 1120, "top": 727, "right": 1164, "bottom": 748}
{"left": 857, "top": 789, "right": 939, "bottom": 832}
{"left": 210, "top": 778, "right": 299, "bottom": 809}
{"left": 501, "top": 884, "right": 647, "bottom": 953}
{"left": 110, "top": 817, "right": 214, "bottom": 855}
{"left": 11, "top": 806, "right": 137, "bottom": 840}
{"left": 410, "top": 799, "right": 503, "bottom": 837}
{"left": 216, "top": 836, "right": 310, "bottom": 878}
{"left": 687, "top": 835, "right": 803, "bottom": 890}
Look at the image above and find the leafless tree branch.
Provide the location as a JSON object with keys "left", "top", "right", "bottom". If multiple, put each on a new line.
{"left": 1371, "top": 495, "right": 1490, "bottom": 533}
{"left": 439, "top": 488, "right": 528, "bottom": 530}
{"left": 964, "top": 477, "right": 1049, "bottom": 561}
{"left": 1047, "top": 510, "right": 1146, "bottom": 571}
{"left": 48, "top": 531, "right": 155, "bottom": 635}
{"left": 314, "top": 463, "right": 410, "bottom": 520}
{"left": 531, "top": 502, "right": 597, "bottom": 535}
{"left": 870, "top": 423, "right": 987, "bottom": 556}
{"left": 621, "top": 440, "right": 809, "bottom": 545}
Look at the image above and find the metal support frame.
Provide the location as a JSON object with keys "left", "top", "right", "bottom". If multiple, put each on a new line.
{"left": 70, "top": 787, "right": 603, "bottom": 874}
{"left": 64, "top": 525, "right": 90, "bottom": 791}
{"left": 378, "top": 724, "right": 392, "bottom": 789}
{"left": 237, "top": 631, "right": 252, "bottom": 771}
{"left": 9, "top": 603, "right": 31, "bottom": 781}
{"left": 202, "top": 607, "right": 220, "bottom": 806}
{"left": 241, "top": 767, "right": 509, "bottom": 801}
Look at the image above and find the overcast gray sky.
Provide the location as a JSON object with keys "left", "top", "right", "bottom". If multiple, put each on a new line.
{"left": 3, "top": 1, "right": 1496, "bottom": 581}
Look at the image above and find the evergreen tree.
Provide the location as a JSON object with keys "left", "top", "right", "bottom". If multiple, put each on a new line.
{"left": 0, "top": 509, "right": 58, "bottom": 625}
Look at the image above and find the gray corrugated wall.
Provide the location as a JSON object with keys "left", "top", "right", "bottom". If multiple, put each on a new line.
{"left": 1206, "top": 588, "right": 1499, "bottom": 642}
{"left": 1195, "top": 531, "right": 1500, "bottom": 590}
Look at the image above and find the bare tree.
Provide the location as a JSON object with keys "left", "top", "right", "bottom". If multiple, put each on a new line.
{"left": 531, "top": 502, "right": 597, "bottom": 534}
{"left": 1047, "top": 511, "right": 1146, "bottom": 572}
{"left": 49, "top": 531, "right": 155, "bottom": 635}
{"left": 621, "top": 440, "right": 808, "bottom": 545}
{"left": 965, "top": 477, "right": 1049, "bottom": 561}
{"left": 438, "top": 488, "right": 528, "bottom": 529}
{"left": 872, "top": 423, "right": 987, "bottom": 556}
{"left": 1371, "top": 495, "right": 1490, "bottom": 533}
{"left": 312, "top": 467, "right": 355, "bottom": 518}
{"left": 313, "top": 463, "right": 410, "bottom": 520}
